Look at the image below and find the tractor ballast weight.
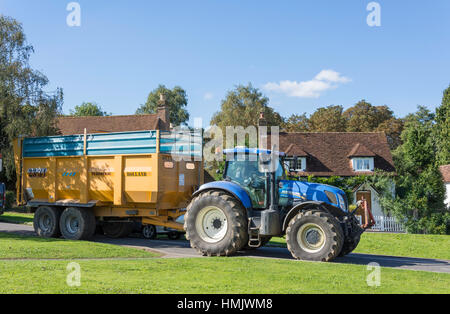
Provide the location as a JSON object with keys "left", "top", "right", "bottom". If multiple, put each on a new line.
{"left": 185, "top": 147, "right": 365, "bottom": 262}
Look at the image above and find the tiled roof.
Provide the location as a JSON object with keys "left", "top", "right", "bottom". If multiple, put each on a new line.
{"left": 347, "top": 143, "right": 376, "bottom": 157}
{"left": 57, "top": 114, "right": 169, "bottom": 135}
{"left": 271, "top": 132, "right": 395, "bottom": 177}
{"left": 439, "top": 165, "right": 450, "bottom": 182}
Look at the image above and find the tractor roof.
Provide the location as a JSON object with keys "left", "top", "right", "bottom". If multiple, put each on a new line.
{"left": 223, "top": 147, "right": 285, "bottom": 156}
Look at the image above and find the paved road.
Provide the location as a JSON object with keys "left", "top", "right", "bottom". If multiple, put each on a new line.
{"left": 1, "top": 222, "right": 450, "bottom": 274}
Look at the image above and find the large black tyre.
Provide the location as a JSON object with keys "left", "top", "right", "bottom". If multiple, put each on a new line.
{"left": 33, "top": 206, "right": 61, "bottom": 238}
{"left": 102, "top": 222, "right": 133, "bottom": 238}
{"left": 339, "top": 235, "right": 361, "bottom": 257}
{"left": 286, "top": 210, "right": 344, "bottom": 262}
{"left": 184, "top": 191, "right": 248, "bottom": 256}
{"left": 59, "top": 207, "right": 96, "bottom": 240}
{"left": 244, "top": 236, "right": 272, "bottom": 250}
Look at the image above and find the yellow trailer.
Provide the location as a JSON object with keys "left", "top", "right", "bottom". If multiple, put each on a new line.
{"left": 13, "top": 129, "right": 203, "bottom": 240}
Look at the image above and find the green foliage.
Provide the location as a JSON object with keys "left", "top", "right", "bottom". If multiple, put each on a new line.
{"left": 136, "top": 84, "right": 189, "bottom": 126}
{"left": 281, "top": 113, "right": 309, "bottom": 132}
{"left": 309, "top": 105, "right": 347, "bottom": 132}
{"left": 435, "top": 85, "right": 450, "bottom": 165}
{"left": 5, "top": 191, "right": 15, "bottom": 209}
{"left": 380, "top": 105, "right": 449, "bottom": 234}
{"left": 70, "top": 102, "right": 109, "bottom": 116}
{"left": 211, "top": 83, "right": 283, "bottom": 131}
{"left": 343, "top": 100, "right": 393, "bottom": 132}
{"left": 0, "top": 16, "right": 62, "bottom": 187}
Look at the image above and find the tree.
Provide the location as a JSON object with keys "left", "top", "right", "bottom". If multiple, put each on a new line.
{"left": 435, "top": 84, "right": 450, "bottom": 165}
{"left": 211, "top": 83, "right": 283, "bottom": 130}
{"left": 282, "top": 113, "right": 309, "bottom": 132}
{"left": 380, "top": 106, "right": 449, "bottom": 234}
{"left": 70, "top": 102, "right": 109, "bottom": 116}
{"left": 343, "top": 100, "right": 394, "bottom": 132}
{"left": 0, "top": 16, "right": 62, "bottom": 187}
{"left": 308, "top": 105, "right": 347, "bottom": 132}
{"left": 376, "top": 118, "right": 404, "bottom": 149}
{"left": 136, "top": 85, "right": 189, "bottom": 126}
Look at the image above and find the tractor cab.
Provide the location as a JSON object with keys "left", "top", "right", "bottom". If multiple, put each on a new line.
{"left": 222, "top": 148, "right": 285, "bottom": 209}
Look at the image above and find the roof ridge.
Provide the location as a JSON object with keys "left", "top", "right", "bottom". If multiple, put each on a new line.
{"left": 58, "top": 113, "right": 159, "bottom": 119}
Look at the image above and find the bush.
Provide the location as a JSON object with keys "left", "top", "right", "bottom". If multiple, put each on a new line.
{"left": 5, "top": 191, "right": 16, "bottom": 209}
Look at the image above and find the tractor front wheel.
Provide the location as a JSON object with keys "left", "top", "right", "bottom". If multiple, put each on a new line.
{"left": 184, "top": 191, "right": 248, "bottom": 256}
{"left": 286, "top": 210, "right": 343, "bottom": 262}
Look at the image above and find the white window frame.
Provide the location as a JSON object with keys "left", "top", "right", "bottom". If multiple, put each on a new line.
{"left": 284, "top": 156, "right": 306, "bottom": 172}
{"left": 352, "top": 157, "right": 374, "bottom": 172}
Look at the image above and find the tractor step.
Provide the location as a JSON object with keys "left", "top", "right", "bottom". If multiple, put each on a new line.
{"left": 247, "top": 226, "right": 261, "bottom": 248}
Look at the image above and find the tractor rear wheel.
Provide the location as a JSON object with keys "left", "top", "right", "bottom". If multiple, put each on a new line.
{"left": 102, "top": 222, "right": 133, "bottom": 238}
{"left": 184, "top": 191, "right": 248, "bottom": 256}
{"left": 59, "top": 207, "right": 96, "bottom": 240}
{"left": 286, "top": 210, "right": 344, "bottom": 262}
{"left": 33, "top": 206, "right": 61, "bottom": 238}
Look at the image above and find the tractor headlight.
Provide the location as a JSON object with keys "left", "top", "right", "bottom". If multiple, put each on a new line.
{"left": 337, "top": 194, "right": 347, "bottom": 211}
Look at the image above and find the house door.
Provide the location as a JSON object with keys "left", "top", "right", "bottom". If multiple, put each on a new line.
{"left": 356, "top": 191, "right": 372, "bottom": 222}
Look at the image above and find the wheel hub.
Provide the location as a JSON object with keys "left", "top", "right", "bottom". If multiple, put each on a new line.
{"left": 195, "top": 206, "right": 228, "bottom": 243}
{"left": 66, "top": 215, "right": 80, "bottom": 234}
{"left": 39, "top": 214, "right": 52, "bottom": 232}
{"left": 297, "top": 223, "right": 326, "bottom": 253}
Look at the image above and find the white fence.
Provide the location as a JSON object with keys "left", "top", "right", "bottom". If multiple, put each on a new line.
{"left": 356, "top": 215, "right": 405, "bottom": 233}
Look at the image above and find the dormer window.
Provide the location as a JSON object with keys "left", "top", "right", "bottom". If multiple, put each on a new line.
{"left": 352, "top": 157, "right": 374, "bottom": 172}
{"left": 284, "top": 157, "right": 306, "bottom": 172}
{"left": 348, "top": 143, "right": 376, "bottom": 172}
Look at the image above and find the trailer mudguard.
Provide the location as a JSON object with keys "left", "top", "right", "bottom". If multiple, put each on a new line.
{"left": 192, "top": 181, "right": 253, "bottom": 209}
{"left": 282, "top": 201, "right": 347, "bottom": 231}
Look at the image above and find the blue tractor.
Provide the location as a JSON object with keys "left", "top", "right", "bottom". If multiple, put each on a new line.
{"left": 184, "top": 148, "right": 364, "bottom": 262}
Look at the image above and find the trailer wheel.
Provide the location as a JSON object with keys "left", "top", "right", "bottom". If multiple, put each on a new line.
{"left": 59, "top": 207, "right": 96, "bottom": 240}
{"left": 33, "top": 206, "right": 61, "bottom": 238}
{"left": 102, "top": 222, "right": 133, "bottom": 238}
{"left": 286, "top": 210, "right": 344, "bottom": 262}
{"left": 142, "top": 224, "right": 157, "bottom": 239}
{"left": 184, "top": 190, "right": 248, "bottom": 256}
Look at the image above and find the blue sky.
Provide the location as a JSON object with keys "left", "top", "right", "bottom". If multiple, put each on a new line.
{"left": 1, "top": 0, "right": 449, "bottom": 125}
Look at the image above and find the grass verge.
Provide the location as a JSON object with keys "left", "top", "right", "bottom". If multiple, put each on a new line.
{"left": 0, "top": 257, "right": 449, "bottom": 294}
{"left": 0, "top": 211, "right": 34, "bottom": 225}
{"left": 268, "top": 233, "right": 450, "bottom": 260}
{"left": 0, "top": 233, "right": 159, "bottom": 259}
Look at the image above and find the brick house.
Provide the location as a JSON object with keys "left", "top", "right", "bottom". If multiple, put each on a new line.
{"left": 274, "top": 132, "right": 396, "bottom": 219}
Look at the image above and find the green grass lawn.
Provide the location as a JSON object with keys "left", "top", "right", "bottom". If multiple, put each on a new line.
{"left": 0, "top": 211, "right": 34, "bottom": 225}
{"left": 0, "top": 233, "right": 158, "bottom": 259}
{"left": 0, "top": 232, "right": 449, "bottom": 294}
{"left": 0, "top": 257, "right": 449, "bottom": 294}
{"left": 268, "top": 233, "right": 450, "bottom": 260}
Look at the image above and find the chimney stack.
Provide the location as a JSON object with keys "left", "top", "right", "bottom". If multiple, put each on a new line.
{"left": 258, "top": 111, "right": 267, "bottom": 126}
{"left": 157, "top": 93, "right": 170, "bottom": 129}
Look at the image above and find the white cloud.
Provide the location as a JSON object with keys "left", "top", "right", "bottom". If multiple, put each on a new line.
{"left": 203, "top": 92, "right": 214, "bottom": 100}
{"left": 263, "top": 70, "right": 351, "bottom": 98}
